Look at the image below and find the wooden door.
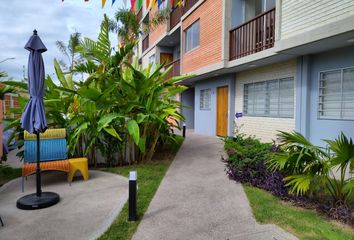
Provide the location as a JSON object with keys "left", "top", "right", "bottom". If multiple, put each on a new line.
{"left": 216, "top": 86, "right": 228, "bottom": 136}
{"left": 160, "top": 53, "right": 173, "bottom": 65}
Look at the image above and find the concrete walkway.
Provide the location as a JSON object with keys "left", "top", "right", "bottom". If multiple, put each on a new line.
{"left": 133, "top": 132, "right": 297, "bottom": 240}
{"left": 0, "top": 170, "right": 128, "bottom": 240}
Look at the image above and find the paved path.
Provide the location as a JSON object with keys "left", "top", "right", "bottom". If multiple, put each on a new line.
{"left": 0, "top": 170, "right": 128, "bottom": 240}
{"left": 133, "top": 132, "right": 297, "bottom": 240}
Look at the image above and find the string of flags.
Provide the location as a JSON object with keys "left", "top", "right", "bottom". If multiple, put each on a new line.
{"left": 128, "top": 0, "right": 186, "bottom": 11}
{"left": 61, "top": 0, "right": 186, "bottom": 11}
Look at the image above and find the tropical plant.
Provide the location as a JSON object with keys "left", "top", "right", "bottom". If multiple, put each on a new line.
{"left": 3, "top": 14, "right": 188, "bottom": 167}
{"left": 108, "top": 8, "right": 140, "bottom": 44}
{"left": 75, "top": 14, "right": 188, "bottom": 163}
{"left": 268, "top": 131, "right": 354, "bottom": 205}
{"left": 0, "top": 71, "right": 16, "bottom": 99}
{"left": 56, "top": 32, "right": 82, "bottom": 71}
{"left": 107, "top": 7, "right": 170, "bottom": 45}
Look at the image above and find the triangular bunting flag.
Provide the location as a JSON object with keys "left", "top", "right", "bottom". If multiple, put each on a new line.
{"left": 138, "top": 0, "right": 143, "bottom": 9}
{"left": 130, "top": 0, "right": 136, "bottom": 11}
{"left": 176, "top": 0, "right": 181, "bottom": 7}
{"left": 146, "top": 0, "right": 150, "bottom": 9}
{"left": 102, "top": 0, "right": 107, "bottom": 8}
{"left": 151, "top": 0, "right": 156, "bottom": 8}
{"left": 112, "top": 0, "right": 116, "bottom": 6}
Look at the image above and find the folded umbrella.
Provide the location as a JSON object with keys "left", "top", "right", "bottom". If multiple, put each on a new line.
{"left": 17, "top": 30, "right": 60, "bottom": 210}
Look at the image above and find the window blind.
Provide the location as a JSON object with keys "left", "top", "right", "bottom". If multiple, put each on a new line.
{"left": 200, "top": 89, "right": 211, "bottom": 110}
{"left": 244, "top": 77, "right": 294, "bottom": 118}
{"left": 319, "top": 67, "right": 354, "bottom": 120}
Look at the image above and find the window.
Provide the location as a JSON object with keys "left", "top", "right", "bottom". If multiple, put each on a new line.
{"left": 184, "top": 20, "right": 200, "bottom": 53}
{"left": 318, "top": 67, "right": 354, "bottom": 120}
{"left": 149, "top": 54, "right": 155, "bottom": 64}
{"left": 243, "top": 78, "right": 294, "bottom": 118}
{"left": 244, "top": 0, "right": 275, "bottom": 21}
{"left": 200, "top": 89, "right": 211, "bottom": 110}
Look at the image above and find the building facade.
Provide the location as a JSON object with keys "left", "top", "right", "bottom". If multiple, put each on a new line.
{"left": 136, "top": 0, "right": 354, "bottom": 144}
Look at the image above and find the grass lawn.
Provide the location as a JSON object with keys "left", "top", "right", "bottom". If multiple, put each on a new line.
{"left": 0, "top": 165, "right": 21, "bottom": 187}
{"left": 99, "top": 135, "right": 184, "bottom": 240}
{"left": 244, "top": 185, "right": 354, "bottom": 240}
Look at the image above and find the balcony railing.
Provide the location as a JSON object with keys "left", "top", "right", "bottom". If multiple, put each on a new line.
{"left": 137, "top": 8, "right": 143, "bottom": 22}
{"left": 169, "top": 0, "right": 199, "bottom": 30}
{"left": 142, "top": 35, "right": 149, "bottom": 53}
{"left": 170, "top": 6, "right": 182, "bottom": 29}
{"left": 229, "top": 8, "right": 275, "bottom": 60}
{"left": 165, "top": 59, "right": 180, "bottom": 79}
{"left": 183, "top": 0, "right": 199, "bottom": 13}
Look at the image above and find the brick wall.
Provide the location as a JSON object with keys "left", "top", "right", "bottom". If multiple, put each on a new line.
{"left": 181, "top": 0, "right": 223, "bottom": 74}
{"left": 235, "top": 60, "right": 297, "bottom": 142}
{"left": 148, "top": 4, "right": 168, "bottom": 48}
{"left": 3, "top": 94, "right": 19, "bottom": 119}
{"left": 1, "top": 94, "right": 20, "bottom": 158}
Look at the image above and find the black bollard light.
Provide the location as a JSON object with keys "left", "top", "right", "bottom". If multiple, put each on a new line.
{"left": 129, "top": 171, "right": 137, "bottom": 221}
{"left": 182, "top": 123, "right": 186, "bottom": 138}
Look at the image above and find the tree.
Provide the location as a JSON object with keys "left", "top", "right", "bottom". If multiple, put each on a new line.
{"left": 56, "top": 32, "right": 82, "bottom": 71}
{"left": 107, "top": 7, "right": 170, "bottom": 46}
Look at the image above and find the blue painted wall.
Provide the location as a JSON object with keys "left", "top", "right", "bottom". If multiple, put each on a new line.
{"left": 181, "top": 88, "right": 195, "bottom": 129}
{"left": 194, "top": 75, "right": 235, "bottom": 136}
{"left": 296, "top": 45, "right": 354, "bottom": 146}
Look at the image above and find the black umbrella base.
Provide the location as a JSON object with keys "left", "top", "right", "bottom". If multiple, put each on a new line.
{"left": 17, "top": 192, "right": 60, "bottom": 210}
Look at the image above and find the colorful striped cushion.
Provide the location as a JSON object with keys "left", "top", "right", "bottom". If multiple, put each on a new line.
{"left": 24, "top": 128, "right": 66, "bottom": 140}
{"left": 24, "top": 138, "right": 68, "bottom": 163}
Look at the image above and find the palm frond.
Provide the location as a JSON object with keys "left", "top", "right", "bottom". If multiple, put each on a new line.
{"left": 68, "top": 32, "right": 81, "bottom": 57}
{"left": 97, "top": 14, "right": 111, "bottom": 60}
{"left": 56, "top": 40, "right": 69, "bottom": 59}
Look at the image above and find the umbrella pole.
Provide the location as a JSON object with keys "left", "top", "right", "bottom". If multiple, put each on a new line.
{"left": 36, "top": 132, "right": 42, "bottom": 197}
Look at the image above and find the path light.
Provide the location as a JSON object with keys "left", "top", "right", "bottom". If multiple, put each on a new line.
{"left": 182, "top": 123, "right": 186, "bottom": 138}
{"left": 129, "top": 171, "right": 137, "bottom": 221}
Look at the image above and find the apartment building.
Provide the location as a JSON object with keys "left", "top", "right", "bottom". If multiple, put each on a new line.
{"left": 136, "top": 0, "right": 354, "bottom": 145}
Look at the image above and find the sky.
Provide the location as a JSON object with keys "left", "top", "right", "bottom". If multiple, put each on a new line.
{"left": 0, "top": 0, "right": 127, "bottom": 80}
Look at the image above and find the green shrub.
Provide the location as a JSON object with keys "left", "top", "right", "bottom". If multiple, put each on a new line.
{"left": 224, "top": 136, "right": 271, "bottom": 168}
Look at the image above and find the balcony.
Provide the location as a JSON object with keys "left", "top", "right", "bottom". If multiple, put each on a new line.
{"left": 137, "top": 8, "right": 143, "bottom": 22}
{"left": 142, "top": 35, "right": 149, "bottom": 53}
{"left": 165, "top": 59, "right": 180, "bottom": 79}
{"left": 170, "top": 6, "right": 182, "bottom": 29}
{"left": 183, "top": 0, "right": 199, "bottom": 13}
{"left": 169, "top": 0, "right": 199, "bottom": 30}
{"left": 229, "top": 8, "right": 275, "bottom": 60}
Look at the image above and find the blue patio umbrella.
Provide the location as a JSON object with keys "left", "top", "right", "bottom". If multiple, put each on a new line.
{"left": 17, "top": 30, "right": 60, "bottom": 210}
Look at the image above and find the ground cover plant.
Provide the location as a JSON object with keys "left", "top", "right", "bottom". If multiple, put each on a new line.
{"left": 223, "top": 131, "right": 354, "bottom": 234}
{"left": 223, "top": 135, "right": 289, "bottom": 198}
{"left": 99, "top": 135, "right": 183, "bottom": 240}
